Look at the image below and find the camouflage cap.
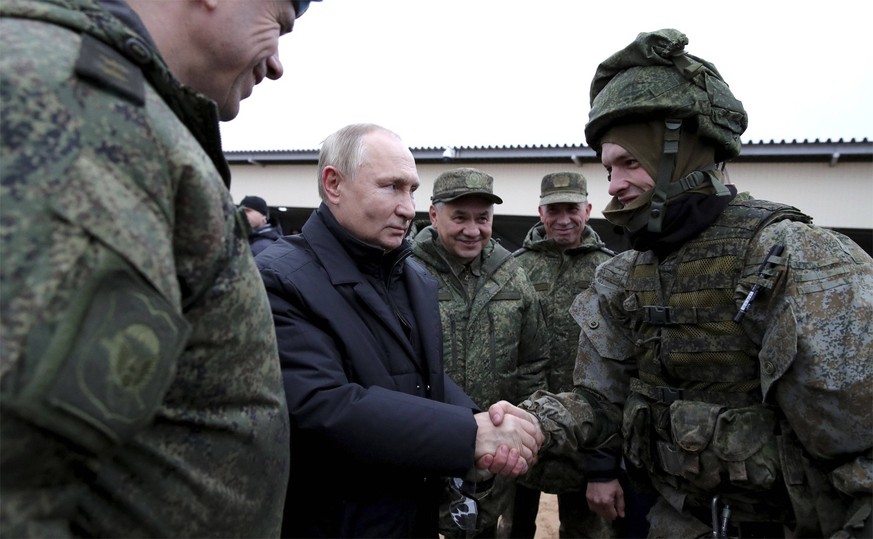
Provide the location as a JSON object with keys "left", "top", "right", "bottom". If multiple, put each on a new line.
{"left": 431, "top": 168, "right": 503, "bottom": 204}
{"left": 539, "top": 172, "right": 588, "bottom": 206}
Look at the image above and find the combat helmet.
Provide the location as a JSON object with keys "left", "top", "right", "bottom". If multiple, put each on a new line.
{"left": 585, "top": 29, "right": 747, "bottom": 161}
{"left": 584, "top": 29, "right": 747, "bottom": 233}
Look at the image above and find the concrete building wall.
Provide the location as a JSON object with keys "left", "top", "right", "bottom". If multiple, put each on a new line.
{"left": 229, "top": 160, "right": 873, "bottom": 230}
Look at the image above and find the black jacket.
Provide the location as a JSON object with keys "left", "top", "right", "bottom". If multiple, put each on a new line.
{"left": 257, "top": 205, "right": 480, "bottom": 538}
{"left": 249, "top": 223, "right": 281, "bottom": 256}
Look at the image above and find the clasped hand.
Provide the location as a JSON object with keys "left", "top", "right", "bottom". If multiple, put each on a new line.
{"left": 471, "top": 400, "right": 544, "bottom": 478}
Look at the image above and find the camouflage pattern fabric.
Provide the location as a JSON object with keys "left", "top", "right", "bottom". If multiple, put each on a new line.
{"left": 409, "top": 223, "right": 549, "bottom": 536}
{"left": 512, "top": 223, "right": 612, "bottom": 497}
{"left": 0, "top": 1, "right": 290, "bottom": 536}
{"left": 514, "top": 223, "right": 613, "bottom": 394}
{"left": 585, "top": 28, "right": 747, "bottom": 162}
{"left": 521, "top": 198, "right": 873, "bottom": 537}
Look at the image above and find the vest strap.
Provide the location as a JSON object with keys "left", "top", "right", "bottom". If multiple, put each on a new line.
{"left": 630, "top": 377, "right": 759, "bottom": 407}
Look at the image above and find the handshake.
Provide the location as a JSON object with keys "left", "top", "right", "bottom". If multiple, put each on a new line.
{"left": 472, "top": 401, "right": 544, "bottom": 478}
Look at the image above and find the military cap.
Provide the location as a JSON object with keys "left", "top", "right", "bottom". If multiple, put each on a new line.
{"left": 539, "top": 172, "right": 588, "bottom": 206}
{"left": 240, "top": 195, "right": 269, "bottom": 217}
{"left": 431, "top": 168, "right": 503, "bottom": 204}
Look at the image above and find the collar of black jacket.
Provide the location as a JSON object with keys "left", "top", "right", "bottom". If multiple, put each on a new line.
{"left": 318, "top": 205, "right": 411, "bottom": 281}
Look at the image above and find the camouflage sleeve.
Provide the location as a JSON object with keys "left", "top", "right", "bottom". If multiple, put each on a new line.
{"left": 570, "top": 257, "right": 639, "bottom": 404}
{"left": 514, "top": 268, "right": 550, "bottom": 402}
{"left": 747, "top": 221, "right": 873, "bottom": 527}
{"left": 519, "top": 258, "right": 635, "bottom": 469}
{"left": 751, "top": 221, "right": 872, "bottom": 458}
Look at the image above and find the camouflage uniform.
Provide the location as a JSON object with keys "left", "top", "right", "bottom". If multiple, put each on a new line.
{"left": 0, "top": 1, "right": 290, "bottom": 536}
{"left": 410, "top": 223, "right": 549, "bottom": 537}
{"left": 526, "top": 197, "right": 873, "bottom": 537}
{"left": 512, "top": 221, "right": 616, "bottom": 539}
{"left": 514, "top": 223, "right": 613, "bottom": 394}
{"left": 521, "top": 29, "right": 873, "bottom": 538}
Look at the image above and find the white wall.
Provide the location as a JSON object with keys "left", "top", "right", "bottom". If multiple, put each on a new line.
{"left": 230, "top": 160, "right": 873, "bottom": 230}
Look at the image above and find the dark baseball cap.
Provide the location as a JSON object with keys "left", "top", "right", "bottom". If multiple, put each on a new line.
{"left": 240, "top": 195, "right": 269, "bottom": 216}
{"left": 431, "top": 168, "right": 503, "bottom": 204}
{"left": 539, "top": 172, "right": 588, "bottom": 206}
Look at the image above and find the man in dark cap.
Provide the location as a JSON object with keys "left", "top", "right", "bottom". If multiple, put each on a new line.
{"left": 240, "top": 195, "right": 282, "bottom": 255}
{"left": 519, "top": 29, "right": 872, "bottom": 538}
{"left": 409, "top": 167, "right": 550, "bottom": 538}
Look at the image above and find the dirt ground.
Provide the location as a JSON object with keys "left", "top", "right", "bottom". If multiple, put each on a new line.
{"left": 533, "top": 493, "right": 560, "bottom": 539}
{"left": 495, "top": 493, "right": 560, "bottom": 539}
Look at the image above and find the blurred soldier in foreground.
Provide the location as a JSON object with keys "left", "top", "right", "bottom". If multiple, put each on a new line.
{"left": 409, "top": 167, "right": 550, "bottom": 537}
{"left": 0, "top": 0, "right": 322, "bottom": 535}
{"left": 520, "top": 29, "right": 873, "bottom": 538}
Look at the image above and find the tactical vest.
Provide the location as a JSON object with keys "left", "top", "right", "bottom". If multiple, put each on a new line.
{"left": 620, "top": 199, "right": 810, "bottom": 522}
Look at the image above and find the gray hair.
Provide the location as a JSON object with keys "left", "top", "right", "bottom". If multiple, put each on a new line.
{"left": 317, "top": 123, "right": 403, "bottom": 201}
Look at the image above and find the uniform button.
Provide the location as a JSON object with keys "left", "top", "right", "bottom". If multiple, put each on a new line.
{"left": 762, "top": 361, "right": 776, "bottom": 375}
{"left": 416, "top": 384, "right": 421, "bottom": 390}
{"left": 124, "top": 37, "right": 152, "bottom": 65}
{"left": 588, "top": 320, "right": 599, "bottom": 329}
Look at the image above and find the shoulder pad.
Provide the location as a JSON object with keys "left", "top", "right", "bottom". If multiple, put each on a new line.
{"left": 75, "top": 34, "right": 145, "bottom": 106}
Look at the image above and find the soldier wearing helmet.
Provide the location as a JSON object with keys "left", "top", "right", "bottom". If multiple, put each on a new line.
{"left": 519, "top": 29, "right": 873, "bottom": 538}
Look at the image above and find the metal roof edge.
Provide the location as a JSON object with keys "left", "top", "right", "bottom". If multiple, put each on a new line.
{"left": 226, "top": 138, "right": 872, "bottom": 165}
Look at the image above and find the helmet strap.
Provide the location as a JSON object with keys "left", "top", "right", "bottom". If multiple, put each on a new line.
{"left": 648, "top": 119, "right": 682, "bottom": 233}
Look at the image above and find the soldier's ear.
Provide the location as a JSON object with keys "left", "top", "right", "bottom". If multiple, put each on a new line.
{"left": 429, "top": 204, "right": 438, "bottom": 226}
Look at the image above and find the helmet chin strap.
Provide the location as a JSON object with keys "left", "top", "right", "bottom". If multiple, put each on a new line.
{"left": 646, "top": 118, "right": 731, "bottom": 233}
{"left": 647, "top": 119, "right": 682, "bottom": 233}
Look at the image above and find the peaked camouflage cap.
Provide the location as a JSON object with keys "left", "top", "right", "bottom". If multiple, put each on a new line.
{"left": 431, "top": 167, "right": 503, "bottom": 204}
{"left": 539, "top": 172, "right": 588, "bottom": 205}
{"left": 584, "top": 29, "right": 748, "bottom": 162}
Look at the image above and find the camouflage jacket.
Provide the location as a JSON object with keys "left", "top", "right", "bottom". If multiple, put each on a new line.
{"left": 409, "top": 224, "right": 549, "bottom": 408}
{"left": 0, "top": 1, "right": 289, "bottom": 537}
{"left": 522, "top": 198, "right": 873, "bottom": 536}
{"left": 410, "top": 223, "right": 549, "bottom": 532}
{"left": 511, "top": 223, "right": 613, "bottom": 494}
{"left": 513, "top": 223, "right": 613, "bottom": 393}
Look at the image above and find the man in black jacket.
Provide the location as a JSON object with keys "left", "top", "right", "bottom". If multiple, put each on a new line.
{"left": 257, "top": 123, "right": 544, "bottom": 538}
{"left": 240, "top": 195, "right": 282, "bottom": 255}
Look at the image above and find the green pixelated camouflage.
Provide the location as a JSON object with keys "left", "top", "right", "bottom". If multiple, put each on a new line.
{"left": 0, "top": 1, "right": 289, "bottom": 536}
{"left": 410, "top": 224, "right": 549, "bottom": 408}
{"left": 512, "top": 224, "right": 613, "bottom": 494}
{"left": 514, "top": 224, "right": 613, "bottom": 394}
{"left": 431, "top": 167, "right": 503, "bottom": 204}
{"left": 585, "top": 28, "right": 747, "bottom": 162}
{"left": 522, "top": 197, "right": 873, "bottom": 536}
{"left": 409, "top": 222, "right": 549, "bottom": 532}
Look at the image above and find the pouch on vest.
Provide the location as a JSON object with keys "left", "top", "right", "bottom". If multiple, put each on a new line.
{"left": 662, "top": 401, "right": 780, "bottom": 492}
{"left": 622, "top": 391, "right": 652, "bottom": 471}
